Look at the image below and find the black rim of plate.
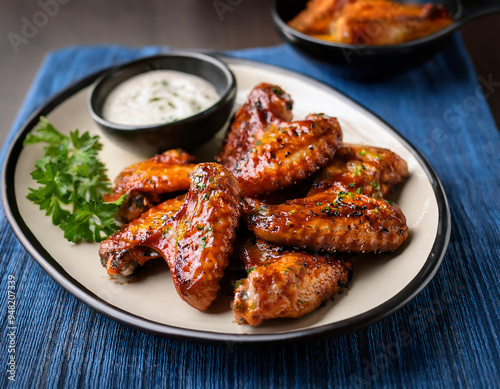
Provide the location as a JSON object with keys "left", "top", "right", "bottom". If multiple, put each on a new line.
{"left": 2, "top": 55, "right": 451, "bottom": 344}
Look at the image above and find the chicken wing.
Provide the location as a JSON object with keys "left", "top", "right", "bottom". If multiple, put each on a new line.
{"left": 308, "top": 144, "right": 408, "bottom": 198}
{"left": 231, "top": 236, "right": 351, "bottom": 326}
{"left": 217, "top": 84, "right": 343, "bottom": 197}
{"left": 170, "top": 163, "right": 243, "bottom": 311}
{"left": 99, "top": 196, "right": 184, "bottom": 276}
{"left": 104, "top": 149, "right": 196, "bottom": 222}
{"left": 288, "top": 0, "right": 451, "bottom": 45}
{"left": 246, "top": 190, "right": 408, "bottom": 253}
{"left": 100, "top": 163, "right": 243, "bottom": 311}
{"left": 217, "top": 83, "right": 293, "bottom": 169}
{"left": 233, "top": 234, "right": 285, "bottom": 270}
{"left": 231, "top": 113, "right": 342, "bottom": 197}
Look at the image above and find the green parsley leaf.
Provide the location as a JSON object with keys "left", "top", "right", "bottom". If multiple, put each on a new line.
{"left": 60, "top": 199, "right": 122, "bottom": 243}
{"left": 23, "top": 117, "right": 68, "bottom": 146}
{"left": 24, "top": 118, "right": 121, "bottom": 243}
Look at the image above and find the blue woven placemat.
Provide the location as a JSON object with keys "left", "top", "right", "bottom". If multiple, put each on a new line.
{"left": 1, "top": 36, "right": 499, "bottom": 388}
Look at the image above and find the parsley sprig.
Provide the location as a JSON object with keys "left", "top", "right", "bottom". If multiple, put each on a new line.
{"left": 23, "top": 117, "right": 123, "bottom": 243}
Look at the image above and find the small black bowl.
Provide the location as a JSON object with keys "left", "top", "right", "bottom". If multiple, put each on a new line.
{"left": 88, "top": 52, "right": 237, "bottom": 155}
{"left": 272, "top": 0, "right": 500, "bottom": 78}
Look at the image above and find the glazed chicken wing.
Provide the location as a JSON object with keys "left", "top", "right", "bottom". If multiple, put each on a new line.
{"left": 100, "top": 163, "right": 243, "bottom": 311}
{"left": 231, "top": 236, "right": 351, "bottom": 326}
{"left": 308, "top": 144, "right": 408, "bottom": 197}
{"left": 218, "top": 84, "right": 343, "bottom": 197}
{"left": 231, "top": 113, "right": 342, "bottom": 197}
{"left": 99, "top": 80, "right": 412, "bottom": 324}
{"left": 217, "top": 83, "right": 293, "bottom": 169}
{"left": 170, "top": 163, "right": 243, "bottom": 311}
{"left": 104, "top": 149, "right": 196, "bottom": 222}
{"left": 246, "top": 190, "right": 408, "bottom": 253}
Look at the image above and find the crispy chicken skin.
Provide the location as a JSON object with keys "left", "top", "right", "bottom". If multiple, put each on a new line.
{"left": 218, "top": 84, "right": 343, "bottom": 197}
{"left": 99, "top": 197, "right": 184, "bottom": 276}
{"left": 308, "top": 144, "right": 408, "bottom": 197}
{"left": 170, "top": 163, "right": 243, "bottom": 311}
{"left": 217, "top": 83, "right": 293, "bottom": 169}
{"left": 231, "top": 236, "right": 351, "bottom": 326}
{"left": 246, "top": 190, "right": 408, "bottom": 253}
{"left": 329, "top": 0, "right": 452, "bottom": 45}
{"left": 103, "top": 149, "right": 196, "bottom": 222}
{"left": 100, "top": 163, "right": 243, "bottom": 311}
{"left": 230, "top": 113, "right": 342, "bottom": 197}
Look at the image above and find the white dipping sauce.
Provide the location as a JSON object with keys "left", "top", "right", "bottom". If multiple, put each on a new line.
{"left": 103, "top": 70, "right": 220, "bottom": 126}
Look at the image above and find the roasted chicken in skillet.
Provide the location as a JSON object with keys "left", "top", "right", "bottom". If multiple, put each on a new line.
{"left": 288, "top": 0, "right": 452, "bottom": 45}
{"left": 100, "top": 163, "right": 243, "bottom": 311}
{"left": 103, "top": 149, "right": 196, "bottom": 222}
{"left": 328, "top": 0, "right": 452, "bottom": 45}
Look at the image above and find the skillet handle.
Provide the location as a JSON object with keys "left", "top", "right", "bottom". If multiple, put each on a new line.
{"left": 458, "top": 0, "right": 500, "bottom": 25}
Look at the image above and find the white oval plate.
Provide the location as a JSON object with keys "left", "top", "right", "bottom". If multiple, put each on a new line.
{"left": 2, "top": 56, "right": 450, "bottom": 343}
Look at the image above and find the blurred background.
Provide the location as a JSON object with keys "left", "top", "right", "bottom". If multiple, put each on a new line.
{"left": 1, "top": 0, "right": 499, "bottom": 148}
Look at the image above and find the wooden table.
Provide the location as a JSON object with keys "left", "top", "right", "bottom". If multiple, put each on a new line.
{"left": 0, "top": 0, "right": 498, "bottom": 147}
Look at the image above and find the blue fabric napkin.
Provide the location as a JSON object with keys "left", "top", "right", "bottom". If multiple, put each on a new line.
{"left": 1, "top": 36, "right": 499, "bottom": 388}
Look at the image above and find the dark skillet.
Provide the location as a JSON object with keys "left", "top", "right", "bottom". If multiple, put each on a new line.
{"left": 272, "top": 0, "right": 500, "bottom": 77}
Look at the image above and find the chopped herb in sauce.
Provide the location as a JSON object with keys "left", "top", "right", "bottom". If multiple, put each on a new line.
{"left": 103, "top": 70, "right": 219, "bottom": 126}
